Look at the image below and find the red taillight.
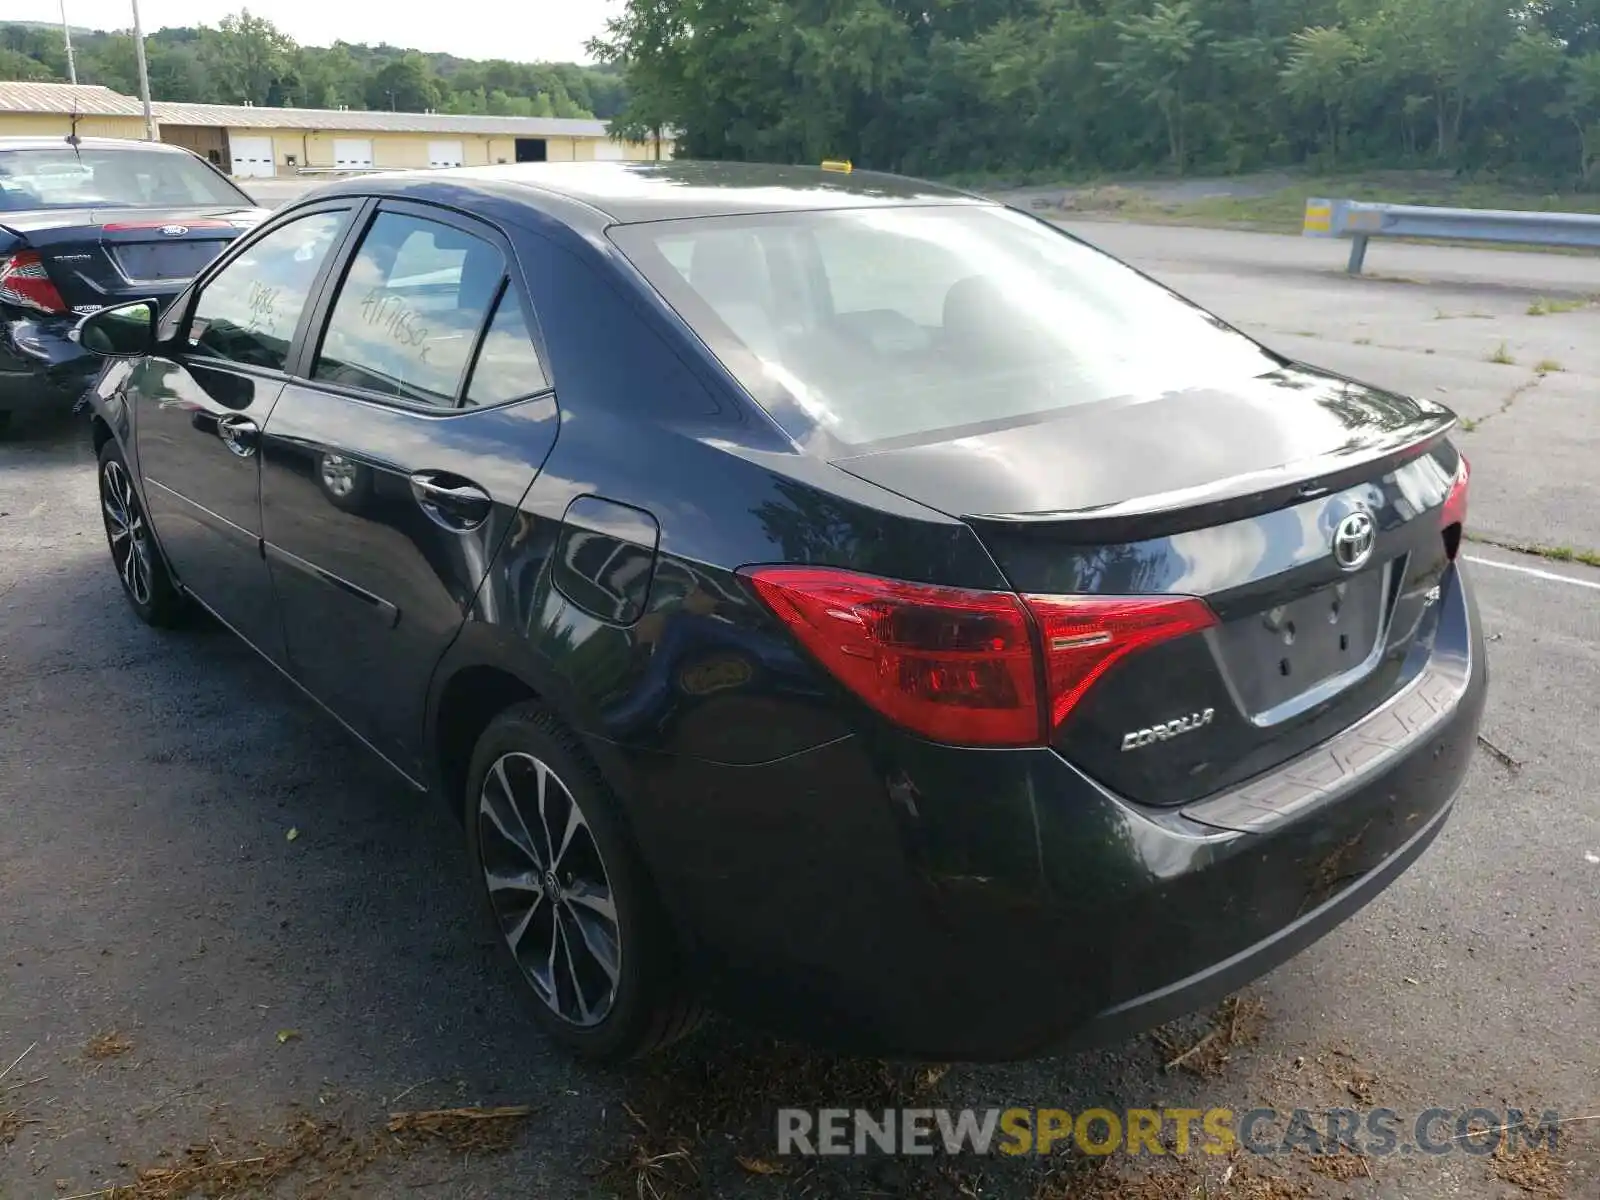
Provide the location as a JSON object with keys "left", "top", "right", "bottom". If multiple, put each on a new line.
{"left": 743, "top": 566, "right": 1042, "bottom": 746}
{"left": 743, "top": 565, "right": 1216, "bottom": 747}
{"left": 1024, "top": 594, "right": 1218, "bottom": 732}
{"left": 1440, "top": 454, "right": 1469, "bottom": 559}
{"left": 0, "top": 250, "right": 68, "bottom": 315}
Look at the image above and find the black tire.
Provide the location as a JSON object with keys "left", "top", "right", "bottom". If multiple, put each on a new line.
{"left": 97, "top": 439, "right": 188, "bottom": 628}
{"left": 464, "top": 702, "right": 703, "bottom": 1061}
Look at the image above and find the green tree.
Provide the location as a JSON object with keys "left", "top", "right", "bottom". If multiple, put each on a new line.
{"left": 1101, "top": 1, "right": 1210, "bottom": 171}
{"left": 1555, "top": 52, "right": 1600, "bottom": 180}
{"left": 1281, "top": 26, "right": 1363, "bottom": 161}
{"left": 364, "top": 54, "right": 441, "bottom": 111}
{"left": 0, "top": 45, "right": 53, "bottom": 80}
{"left": 200, "top": 10, "right": 294, "bottom": 105}
{"left": 588, "top": 0, "right": 693, "bottom": 149}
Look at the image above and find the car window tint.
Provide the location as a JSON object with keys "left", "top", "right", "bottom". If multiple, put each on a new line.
{"left": 463, "top": 286, "right": 549, "bottom": 406}
{"left": 189, "top": 211, "right": 345, "bottom": 370}
{"left": 313, "top": 211, "right": 502, "bottom": 407}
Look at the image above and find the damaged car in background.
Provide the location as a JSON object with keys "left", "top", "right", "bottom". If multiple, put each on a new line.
{"left": 0, "top": 136, "right": 267, "bottom": 433}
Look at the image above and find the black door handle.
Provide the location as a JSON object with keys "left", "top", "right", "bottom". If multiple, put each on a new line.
{"left": 409, "top": 472, "right": 492, "bottom": 530}
{"left": 216, "top": 413, "right": 259, "bottom": 458}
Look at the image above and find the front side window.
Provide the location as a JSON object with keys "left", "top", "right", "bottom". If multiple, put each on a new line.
{"left": 189, "top": 211, "right": 346, "bottom": 370}
{"left": 313, "top": 211, "right": 503, "bottom": 407}
{"left": 609, "top": 205, "right": 1281, "bottom": 448}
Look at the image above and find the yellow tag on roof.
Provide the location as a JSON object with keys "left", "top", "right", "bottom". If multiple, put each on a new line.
{"left": 820, "top": 160, "right": 853, "bottom": 173}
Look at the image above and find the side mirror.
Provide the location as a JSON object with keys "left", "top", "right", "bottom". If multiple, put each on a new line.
{"left": 73, "top": 299, "right": 158, "bottom": 358}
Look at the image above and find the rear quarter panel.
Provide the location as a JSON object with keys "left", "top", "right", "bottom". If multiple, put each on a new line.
{"left": 433, "top": 220, "right": 1007, "bottom": 776}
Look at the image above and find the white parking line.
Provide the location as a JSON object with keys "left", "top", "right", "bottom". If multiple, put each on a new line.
{"left": 1465, "top": 555, "right": 1600, "bottom": 591}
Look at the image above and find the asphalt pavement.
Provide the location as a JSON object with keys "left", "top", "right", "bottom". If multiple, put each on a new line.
{"left": 0, "top": 222, "right": 1596, "bottom": 1199}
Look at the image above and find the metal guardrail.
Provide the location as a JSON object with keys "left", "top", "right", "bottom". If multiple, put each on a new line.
{"left": 1303, "top": 197, "right": 1600, "bottom": 275}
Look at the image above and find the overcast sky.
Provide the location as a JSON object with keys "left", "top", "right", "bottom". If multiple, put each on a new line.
{"left": 11, "top": 0, "right": 614, "bottom": 65}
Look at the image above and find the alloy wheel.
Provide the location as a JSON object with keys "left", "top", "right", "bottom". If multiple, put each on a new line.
{"left": 477, "top": 752, "right": 622, "bottom": 1027}
{"left": 101, "top": 459, "right": 153, "bottom": 608}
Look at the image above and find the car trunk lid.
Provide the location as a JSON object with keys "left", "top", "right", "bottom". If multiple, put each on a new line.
{"left": 831, "top": 364, "right": 1464, "bottom": 805}
{"left": 0, "top": 206, "right": 264, "bottom": 314}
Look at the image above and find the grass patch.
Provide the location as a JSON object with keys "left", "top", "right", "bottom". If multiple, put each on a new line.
{"left": 1037, "top": 171, "right": 1600, "bottom": 237}
{"left": 1535, "top": 358, "right": 1564, "bottom": 373}
{"left": 1488, "top": 342, "right": 1516, "bottom": 364}
{"left": 1174, "top": 180, "right": 1600, "bottom": 233}
{"left": 1526, "top": 296, "right": 1589, "bottom": 315}
{"left": 1466, "top": 532, "right": 1600, "bottom": 568}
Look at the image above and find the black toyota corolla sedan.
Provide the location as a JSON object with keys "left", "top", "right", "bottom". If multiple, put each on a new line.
{"left": 0, "top": 136, "right": 267, "bottom": 432}
{"left": 78, "top": 161, "right": 1485, "bottom": 1062}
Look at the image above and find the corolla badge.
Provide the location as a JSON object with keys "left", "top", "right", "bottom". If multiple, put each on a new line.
{"left": 1333, "top": 510, "right": 1376, "bottom": 571}
{"left": 158, "top": 224, "right": 190, "bottom": 237}
{"left": 1121, "top": 707, "right": 1215, "bottom": 752}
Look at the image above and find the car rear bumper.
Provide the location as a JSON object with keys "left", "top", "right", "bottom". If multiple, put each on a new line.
{"left": 601, "top": 559, "right": 1486, "bottom": 1060}
{"left": 0, "top": 313, "right": 97, "bottom": 417}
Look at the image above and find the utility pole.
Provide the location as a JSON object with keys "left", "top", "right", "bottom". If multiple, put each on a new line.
{"left": 130, "top": 0, "right": 156, "bottom": 141}
{"left": 59, "top": 0, "right": 77, "bottom": 85}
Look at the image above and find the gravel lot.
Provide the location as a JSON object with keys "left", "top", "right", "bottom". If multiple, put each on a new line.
{"left": 1, "top": 224, "right": 1596, "bottom": 1199}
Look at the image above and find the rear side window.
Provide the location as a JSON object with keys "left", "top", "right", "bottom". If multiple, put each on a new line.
{"left": 463, "top": 287, "right": 549, "bottom": 406}
{"left": 609, "top": 206, "right": 1279, "bottom": 448}
{"left": 189, "top": 210, "right": 346, "bottom": 370}
{"left": 313, "top": 211, "right": 503, "bottom": 407}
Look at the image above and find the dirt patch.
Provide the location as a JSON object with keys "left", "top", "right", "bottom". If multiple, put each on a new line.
{"left": 0, "top": 1106, "right": 38, "bottom": 1146}
{"left": 599, "top": 1037, "right": 945, "bottom": 1198}
{"left": 1150, "top": 994, "right": 1268, "bottom": 1079}
{"left": 1031, "top": 1154, "right": 1310, "bottom": 1200}
{"left": 384, "top": 1104, "right": 533, "bottom": 1155}
{"left": 56, "top": 1105, "right": 535, "bottom": 1200}
{"left": 1490, "top": 1139, "right": 1570, "bottom": 1196}
{"left": 1306, "top": 1150, "right": 1373, "bottom": 1181}
{"left": 85, "top": 1031, "right": 135, "bottom": 1061}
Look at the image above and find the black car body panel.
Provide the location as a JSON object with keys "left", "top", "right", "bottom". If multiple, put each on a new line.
{"left": 0, "top": 137, "right": 267, "bottom": 424}
{"left": 87, "top": 161, "right": 1486, "bottom": 1059}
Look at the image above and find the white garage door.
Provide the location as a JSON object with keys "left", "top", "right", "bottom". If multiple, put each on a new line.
{"left": 229, "top": 135, "right": 276, "bottom": 178}
{"left": 592, "top": 139, "right": 627, "bottom": 161}
{"left": 428, "top": 140, "right": 464, "bottom": 168}
{"left": 333, "top": 139, "right": 375, "bottom": 170}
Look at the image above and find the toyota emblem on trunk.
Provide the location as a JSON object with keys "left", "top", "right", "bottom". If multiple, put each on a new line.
{"left": 1333, "top": 510, "right": 1375, "bottom": 571}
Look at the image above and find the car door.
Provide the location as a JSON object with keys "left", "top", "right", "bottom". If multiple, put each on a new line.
{"left": 132, "top": 202, "right": 357, "bottom": 662}
{"left": 258, "top": 201, "right": 559, "bottom": 781}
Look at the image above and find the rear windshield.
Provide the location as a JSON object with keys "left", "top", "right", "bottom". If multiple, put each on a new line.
{"left": 0, "top": 147, "right": 246, "bottom": 212}
{"left": 609, "top": 205, "right": 1280, "bottom": 448}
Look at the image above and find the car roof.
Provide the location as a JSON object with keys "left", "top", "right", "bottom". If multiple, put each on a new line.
{"left": 315, "top": 160, "right": 991, "bottom": 227}
{"left": 0, "top": 136, "right": 191, "bottom": 154}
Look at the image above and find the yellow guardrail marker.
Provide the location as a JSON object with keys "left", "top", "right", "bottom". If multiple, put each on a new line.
{"left": 1303, "top": 198, "right": 1332, "bottom": 236}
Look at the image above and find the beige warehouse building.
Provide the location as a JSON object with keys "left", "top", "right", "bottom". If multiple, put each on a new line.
{"left": 0, "top": 81, "right": 671, "bottom": 178}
